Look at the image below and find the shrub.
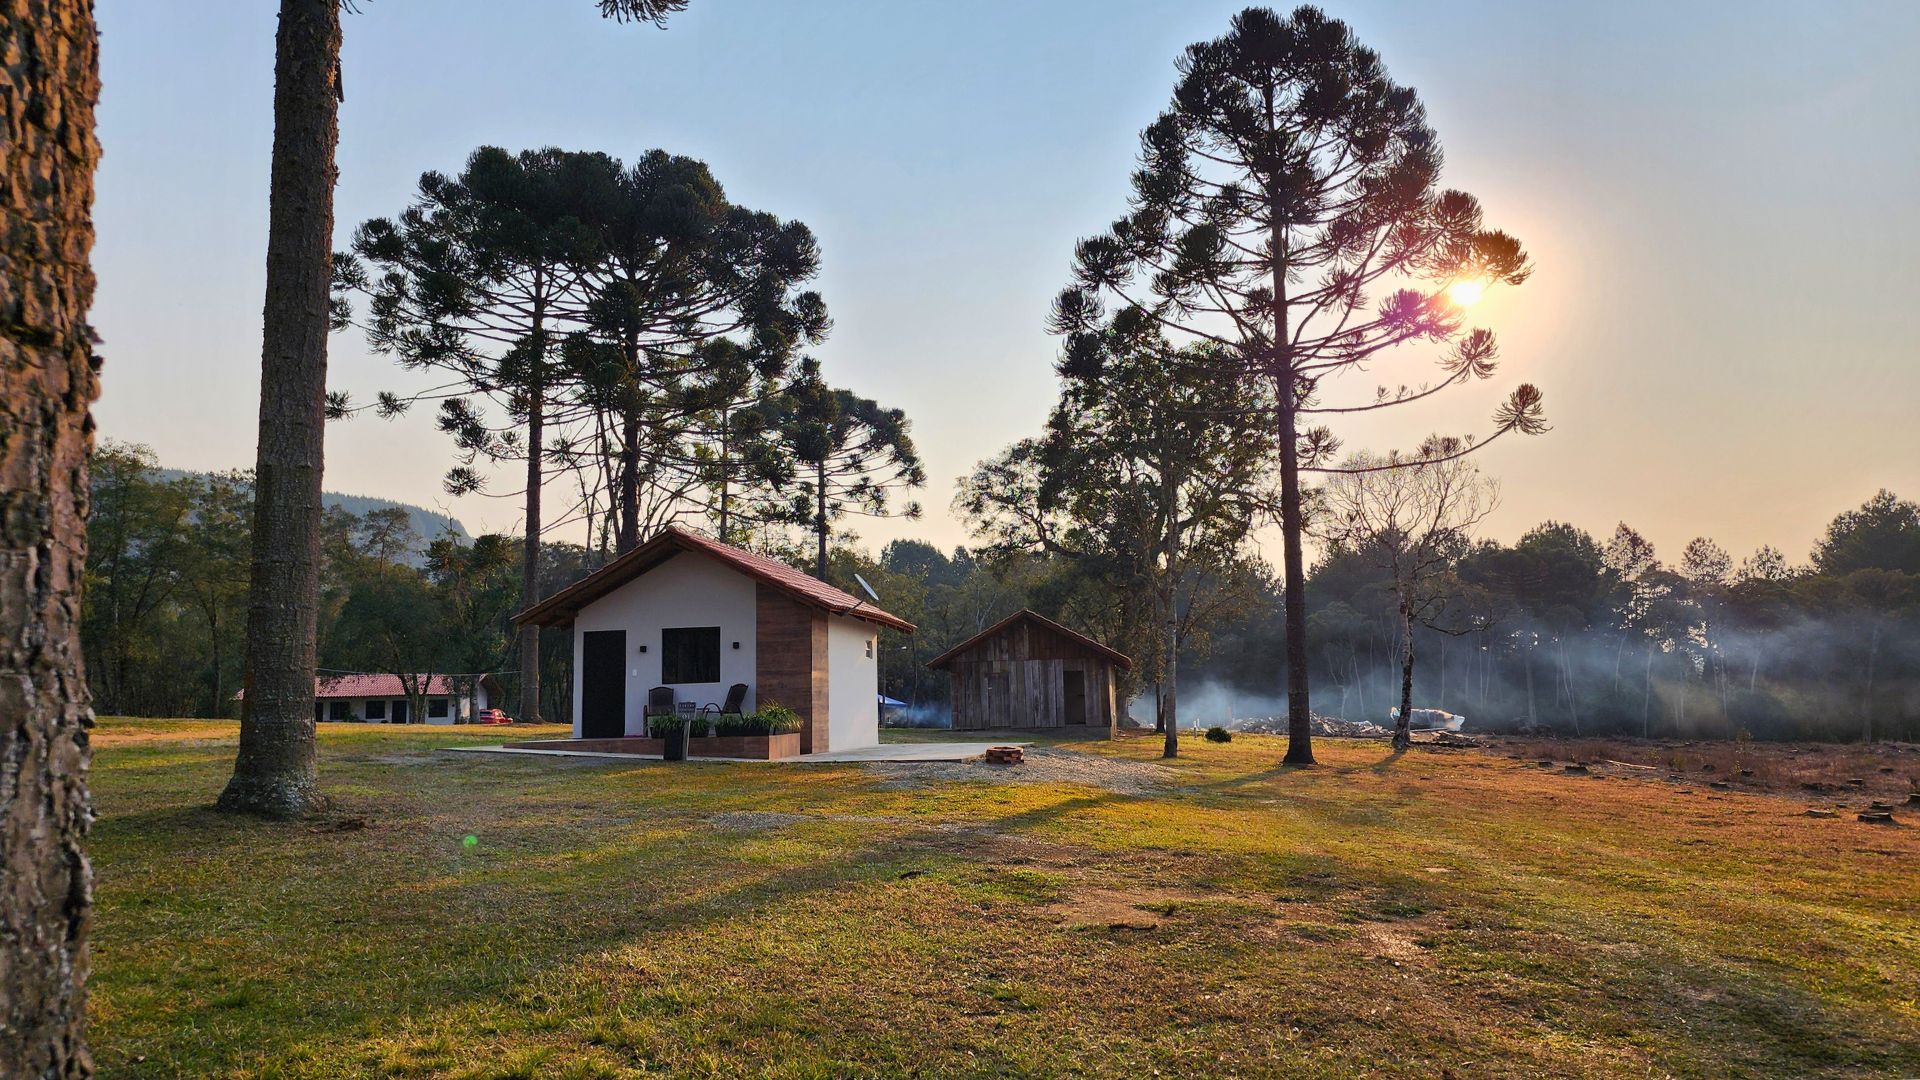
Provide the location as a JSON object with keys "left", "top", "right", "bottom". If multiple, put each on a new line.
{"left": 755, "top": 703, "right": 801, "bottom": 735}
{"left": 1205, "top": 726, "right": 1232, "bottom": 743}
{"left": 648, "top": 713, "right": 687, "bottom": 735}
{"left": 712, "top": 703, "right": 802, "bottom": 737}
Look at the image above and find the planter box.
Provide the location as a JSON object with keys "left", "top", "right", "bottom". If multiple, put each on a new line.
{"left": 692, "top": 733, "right": 802, "bottom": 760}
{"left": 502, "top": 733, "right": 803, "bottom": 760}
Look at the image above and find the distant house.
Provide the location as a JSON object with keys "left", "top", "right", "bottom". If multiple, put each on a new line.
{"left": 251, "top": 674, "right": 502, "bottom": 724}
{"left": 927, "top": 609, "right": 1132, "bottom": 732}
{"left": 513, "top": 525, "right": 914, "bottom": 753}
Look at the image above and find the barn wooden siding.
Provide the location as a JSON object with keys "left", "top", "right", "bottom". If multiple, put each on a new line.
{"left": 940, "top": 617, "right": 1122, "bottom": 731}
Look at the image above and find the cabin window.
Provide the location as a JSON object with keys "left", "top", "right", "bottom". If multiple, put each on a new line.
{"left": 661, "top": 626, "right": 721, "bottom": 684}
{"left": 328, "top": 700, "right": 351, "bottom": 721}
{"left": 364, "top": 700, "right": 386, "bottom": 721}
{"left": 428, "top": 698, "right": 449, "bottom": 719}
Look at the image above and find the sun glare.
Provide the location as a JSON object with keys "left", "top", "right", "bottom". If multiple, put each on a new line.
{"left": 1448, "top": 279, "right": 1486, "bottom": 307}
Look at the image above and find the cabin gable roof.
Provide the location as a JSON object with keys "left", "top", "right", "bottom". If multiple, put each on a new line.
{"left": 512, "top": 525, "right": 914, "bottom": 633}
{"left": 925, "top": 609, "right": 1132, "bottom": 671}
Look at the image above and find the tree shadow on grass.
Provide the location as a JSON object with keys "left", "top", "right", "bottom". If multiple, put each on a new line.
{"left": 88, "top": 757, "right": 1127, "bottom": 1076}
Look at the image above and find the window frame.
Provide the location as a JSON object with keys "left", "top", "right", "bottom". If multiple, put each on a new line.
{"left": 428, "top": 697, "right": 449, "bottom": 719}
{"left": 660, "top": 626, "right": 722, "bottom": 684}
{"left": 364, "top": 699, "right": 386, "bottom": 721}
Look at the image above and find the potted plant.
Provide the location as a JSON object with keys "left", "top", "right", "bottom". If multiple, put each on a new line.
{"left": 651, "top": 714, "right": 690, "bottom": 761}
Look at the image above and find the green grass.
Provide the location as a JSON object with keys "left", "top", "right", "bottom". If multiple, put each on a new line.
{"left": 86, "top": 719, "right": 1920, "bottom": 1077}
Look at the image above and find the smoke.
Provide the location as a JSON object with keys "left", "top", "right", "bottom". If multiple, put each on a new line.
{"left": 1160, "top": 610, "right": 1918, "bottom": 741}
{"left": 882, "top": 703, "right": 952, "bottom": 729}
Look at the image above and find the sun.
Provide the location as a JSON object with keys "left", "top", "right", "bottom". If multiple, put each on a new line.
{"left": 1447, "top": 279, "right": 1486, "bottom": 307}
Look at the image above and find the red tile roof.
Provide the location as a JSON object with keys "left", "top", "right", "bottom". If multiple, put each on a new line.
{"left": 513, "top": 524, "right": 914, "bottom": 632}
{"left": 235, "top": 674, "right": 487, "bottom": 701}
{"left": 314, "top": 674, "right": 458, "bottom": 699}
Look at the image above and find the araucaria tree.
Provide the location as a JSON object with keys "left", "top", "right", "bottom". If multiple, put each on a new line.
{"left": 775, "top": 373, "right": 926, "bottom": 580}
{"left": 340, "top": 146, "right": 618, "bottom": 725}
{"left": 224, "top": 2, "right": 692, "bottom": 808}
{"left": 217, "top": 0, "right": 341, "bottom": 818}
{"left": 1051, "top": 6, "right": 1546, "bottom": 764}
{"left": 0, "top": 1, "right": 101, "bottom": 1072}
{"left": 1314, "top": 437, "right": 1498, "bottom": 749}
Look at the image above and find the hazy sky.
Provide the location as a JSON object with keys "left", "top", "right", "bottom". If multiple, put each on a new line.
{"left": 93, "top": 1, "right": 1920, "bottom": 568}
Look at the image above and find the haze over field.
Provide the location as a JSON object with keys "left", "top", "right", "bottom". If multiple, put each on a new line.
{"left": 93, "top": 0, "right": 1920, "bottom": 563}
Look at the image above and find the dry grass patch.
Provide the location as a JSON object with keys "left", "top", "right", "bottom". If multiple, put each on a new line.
{"left": 83, "top": 719, "right": 1920, "bottom": 1078}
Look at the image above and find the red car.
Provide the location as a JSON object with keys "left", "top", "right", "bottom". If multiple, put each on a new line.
{"left": 474, "top": 708, "right": 513, "bottom": 725}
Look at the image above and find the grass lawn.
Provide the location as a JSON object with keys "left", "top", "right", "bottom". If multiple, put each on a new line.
{"left": 87, "top": 719, "right": 1920, "bottom": 1078}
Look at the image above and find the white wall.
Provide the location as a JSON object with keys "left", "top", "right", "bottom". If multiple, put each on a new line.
{"left": 570, "top": 551, "right": 759, "bottom": 737}
{"left": 826, "top": 615, "right": 880, "bottom": 750}
{"left": 318, "top": 694, "right": 461, "bottom": 724}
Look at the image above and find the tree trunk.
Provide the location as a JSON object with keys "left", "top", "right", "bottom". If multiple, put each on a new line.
{"left": 517, "top": 282, "right": 546, "bottom": 724}
{"left": 1161, "top": 598, "right": 1180, "bottom": 760}
{"left": 208, "top": 607, "right": 221, "bottom": 717}
{"left": 1270, "top": 190, "right": 1312, "bottom": 765}
{"left": 1559, "top": 639, "right": 1580, "bottom": 736}
{"left": 1643, "top": 639, "right": 1655, "bottom": 738}
{"left": 1862, "top": 622, "right": 1880, "bottom": 743}
{"left": 616, "top": 410, "right": 639, "bottom": 555}
{"left": 0, "top": 1, "right": 101, "bottom": 1072}
{"left": 1524, "top": 647, "right": 1537, "bottom": 724}
{"left": 1394, "top": 600, "right": 1414, "bottom": 752}
{"left": 717, "top": 408, "right": 731, "bottom": 540}
{"left": 219, "top": 0, "right": 341, "bottom": 819}
{"left": 813, "top": 458, "right": 828, "bottom": 581}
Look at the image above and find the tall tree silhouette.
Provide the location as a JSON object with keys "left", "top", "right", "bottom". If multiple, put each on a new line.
{"left": 219, "top": 0, "right": 342, "bottom": 817}
{"left": 571, "top": 151, "right": 828, "bottom": 553}
{"left": 0, "top": 2, "right": 100, "bottom": 1072}
{"left": 1040, "top": 339, "right": 1273, "bottom": 757}
{"left": 1051, "top": 6, "right": 1545, "bottom": 764}
{"left": 340, "top": 146, "right": 618, "bottom": 725}
{"left": 775, "top": 375, "right": 925, "bottom": 580}
{"left": 222, "top": 1, "right": 694, "bottom": 813}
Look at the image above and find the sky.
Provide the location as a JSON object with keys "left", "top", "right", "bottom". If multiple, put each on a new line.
{"left": 92, "top": 1, "right": 1920, "bottom": 569}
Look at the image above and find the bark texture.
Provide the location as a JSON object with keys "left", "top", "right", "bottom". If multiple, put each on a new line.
{"left": 218, "top": 0, "right": 341, "bottom": 818}
{"left": 0, "top": 1, "right": 101, "bottom": 1074}
{"left": 516, "top": 288, "right": 546, "bottom": 724}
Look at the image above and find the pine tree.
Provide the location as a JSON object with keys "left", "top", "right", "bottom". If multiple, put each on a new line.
{"left": 0, "top": 2, "right": 101, "bottom": 1071}
{"left": 1051, "top": 6, "right": 1545, "bottom": 763}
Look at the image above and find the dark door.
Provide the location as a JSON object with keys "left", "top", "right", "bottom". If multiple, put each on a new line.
{"left": 391, "top": 699, "right": 409, "bottom": 725}
{"left": 1063, "top": 669, "right": 1087, "bottom": 725}
{"left": 581, "top": 630, "right": 628, "bottom": 739}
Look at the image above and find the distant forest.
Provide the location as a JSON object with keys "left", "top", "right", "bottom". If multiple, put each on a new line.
{"left": 150, "top": 466, "right": 469, "bottom": 548}
{"left": 86, "top": 435, "right": 1919, "bottom": 742}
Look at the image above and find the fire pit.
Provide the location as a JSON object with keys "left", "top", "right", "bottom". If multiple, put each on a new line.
{"left": 983, "top": 746, "right": 1025, "bottom": 766}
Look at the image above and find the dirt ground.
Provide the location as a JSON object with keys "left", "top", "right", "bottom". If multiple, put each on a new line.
{"left": 862, "top": 745, "right": 1177, "bottom": 795}
{"left": 1473, "top": 734, "right": 1920, "bottom": 809}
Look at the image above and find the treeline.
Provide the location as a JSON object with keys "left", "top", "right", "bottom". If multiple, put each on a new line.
{"left": 83, "top": 441, "right": 586, "bottom": 720}
{"left": 1298, "top": 496, "right": 1920, "bottom": 741}
{"left": 838, "top": 491, "right": 1920, "bottom": 743}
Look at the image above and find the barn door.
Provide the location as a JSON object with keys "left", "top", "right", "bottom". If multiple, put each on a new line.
{"left": 986, "top": 669, "right": 1011, "bottom": 729}
{"left": 581, "top": 630, "right": 628, "bottom": 739}
{"left": 1063, "top": 669, "right": 1087, "bottom": 725}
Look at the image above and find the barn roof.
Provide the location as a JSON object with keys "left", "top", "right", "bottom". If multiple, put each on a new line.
{"left": 924, "top": 609, "right": 1133, "bottom": 672}
{"left": 511, "top": 524, "right": 915, "bottom": 633}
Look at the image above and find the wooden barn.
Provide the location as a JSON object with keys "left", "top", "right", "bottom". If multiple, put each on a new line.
{"left": 927, "top": 609, "right": 1131, "bottom": 732}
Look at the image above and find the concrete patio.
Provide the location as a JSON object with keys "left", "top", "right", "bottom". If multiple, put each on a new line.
{"left": 440, "top": 740, "right": 1030, "bottom": 764}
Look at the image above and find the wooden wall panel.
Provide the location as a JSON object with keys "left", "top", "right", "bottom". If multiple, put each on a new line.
{"left": 947, "top": 656, "right": 1125, "bottom": 729}
{"left": 757, "top": 584, "right": 830, "bottom": 752}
